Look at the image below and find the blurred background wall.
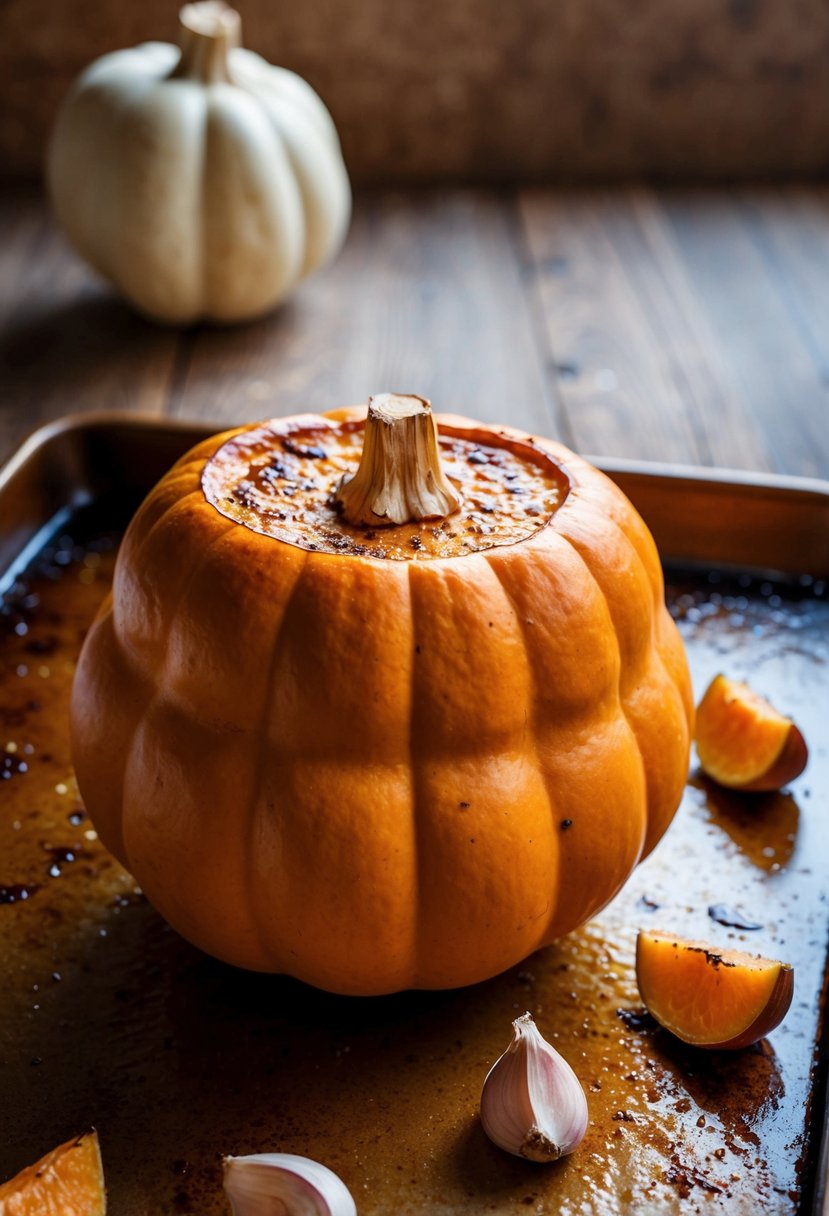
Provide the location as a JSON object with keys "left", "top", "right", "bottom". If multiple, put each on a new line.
{"left": 2, "top": 0, "right": 828, "bottom": 183}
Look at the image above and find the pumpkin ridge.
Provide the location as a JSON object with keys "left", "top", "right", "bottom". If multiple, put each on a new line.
{"left": 557, "top": 510, "right": 691, "bottom": 859}
{"left": 597, "top": 479, "right": 665, "bottom": 610}
{"left": 555, "top": 489, "right": 680, "bottom": 704}
{"left": 483, "top": 535, "right": 651, "bottom": 938}
{"left": 114, "top": 628, "right": 154, "bottom": 868}
{"left": 113, "top": 490, "right": 234, "bottom": 666}
{"left": 554, "top": 504, "right": 655, "bottom": 695}
{"left": 558, "top": 540, "right": 649, "bottom": 863}
{"left": 205, "top": 91, "right": 305, "bottom": 318}
{"left": 120, "top": 481, "right": 205, "bottom": 566}
{"left": 242, "top": 544, "right": 311, "bottom": 971}
{"left": 480, "top": 553, "right": 561, "bottom": 952}
{"left": 70, "top": 601, "right": 135, "bottom": 864}
{"left": 551, "top": 458, "right": 665, "bottom": 612}
{"left": 405, "top": 558, "right": 424, "bottom": 989}
{"left": 117, "top": 512, "right": 240, "bottom": 874}
{"left": 73, "top": 493, "right": 234, "bottom": 868}
{"left": 250, "top": 93, "right": 314, "bottom": 274}
{"left": 655, "top": 606, "right": 696, "bottom": 726}
{"left": 639, "top": 620, "right": 694, "bottom": 857}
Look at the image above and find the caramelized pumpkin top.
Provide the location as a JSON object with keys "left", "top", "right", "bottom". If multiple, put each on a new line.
{"left": 202, "top": 415, "right": 567, "bottom": 561}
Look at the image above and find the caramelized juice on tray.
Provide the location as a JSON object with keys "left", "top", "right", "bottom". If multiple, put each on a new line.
{"left": 0, "top": 519, "right": 826, "bottom": 1215}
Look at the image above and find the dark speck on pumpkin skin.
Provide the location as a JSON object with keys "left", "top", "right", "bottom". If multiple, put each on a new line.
{"left": 682, "top": 945, "right": 738, "bottom": 969}
{"left": 560, "top": 818, "right": 573, "bottom": 830}
{"left": 459, "top": 801, "right": 470, "bottom": 809}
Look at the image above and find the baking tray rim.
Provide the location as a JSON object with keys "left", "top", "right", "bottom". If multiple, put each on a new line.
{"left": 2, "top": 408, "right": 829, "bottom": 505}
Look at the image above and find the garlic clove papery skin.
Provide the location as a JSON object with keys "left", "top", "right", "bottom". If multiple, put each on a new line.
{"left": 223, "top": 1153, "right": 357, "bottom": 1216}
{"left": 480, "top": 1012, "right": 589, "bottom": 1162}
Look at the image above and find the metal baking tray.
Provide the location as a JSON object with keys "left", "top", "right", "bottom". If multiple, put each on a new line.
{"left": 1, "top": 413, "right": 827, "bottom": 1215}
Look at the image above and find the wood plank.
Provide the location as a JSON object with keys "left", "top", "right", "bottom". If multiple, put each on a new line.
{"left": 597, "top": 189, "right": 777, "bottom": 471}
{"left": 0, "top": 191, "right": 180, "bottom": 464}
{"left": 520, "top": 187, "right": 829, "bottom": 478}
{"left": 518, "top": 188, "right": 747, "bottom": 467}
{"left": 169, "top": 190, "right": 564, "bottom": 439}
{"left": 659, "top": 189, "right": 829, "bottom": 480}
{"left": 735, "top": 186, "right": 829, "bottom": 383}
{"left": 2, "top": 186, "right": 827, "bottom": 482}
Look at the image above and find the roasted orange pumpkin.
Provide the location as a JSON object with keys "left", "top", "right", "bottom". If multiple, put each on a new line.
{"left": 71, "top": 396, "right": 693, "bottom": 994}
{"left": 0, "top": 1131, "right": 106, "bottom": 1215}
{"left": 695, "top": 674, "right": 808, "bottom": 792}
{"left": 636, "top": 929, "right": 793, "bottom": 1049}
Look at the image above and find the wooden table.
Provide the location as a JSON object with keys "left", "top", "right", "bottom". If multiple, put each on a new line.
{"left": 2, "top": 185, "right": 828, "bottom": 480}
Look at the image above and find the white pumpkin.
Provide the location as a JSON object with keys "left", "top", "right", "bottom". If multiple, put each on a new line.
{"left": 47, "top": 1, "right": 352, "bottom": 324}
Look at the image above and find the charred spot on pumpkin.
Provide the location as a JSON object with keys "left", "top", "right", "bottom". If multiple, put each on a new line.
{"left": 703, "top": 950, "right": 737, "bottom": 969}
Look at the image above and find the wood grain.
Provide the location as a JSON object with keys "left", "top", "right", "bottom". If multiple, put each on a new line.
{"left": 1, "top": 186, "right": 828, "bottom": 481}
{"left": 661, "top": 190, "right": 829, "bottom": 479}
{"left": 168, "top": 191, "right": 564, "bottom": 437}
{"left": 0, "top": 189, "right": 178, "bottom": 460}
{"left": 519, "top": 187, "right": 829, "bottom": 476}
{"left": 2, "top": 0, "right": 829, "bottom": 183}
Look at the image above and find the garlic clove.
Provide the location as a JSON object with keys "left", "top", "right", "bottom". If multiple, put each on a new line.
{"left": 480, "top": 1011, "right": 588, "bottom": 1162}
{"left": 223, "top": 1152, "right": 357, "bottom": 1216}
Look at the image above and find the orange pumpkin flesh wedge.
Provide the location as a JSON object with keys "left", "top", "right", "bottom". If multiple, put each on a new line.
{"left": 695, "top": 674, "right": 807, "bottom": 792}
{"left": 636, "top": 929, "right": 793, "bottom": 1050}
{"left": 0, "top": 1131, "right": 105, "bottom": 1215}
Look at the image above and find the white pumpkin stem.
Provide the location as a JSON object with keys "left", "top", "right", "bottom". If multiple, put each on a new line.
{"left": 172, "top": 1, "right": 241, "bottom": 84}
{"left": 333, "top": 394, "right": 462, "bottom": 526}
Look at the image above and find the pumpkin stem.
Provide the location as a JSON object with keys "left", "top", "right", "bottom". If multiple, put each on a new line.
{"left": 333, "top": 394, "right": 462, "bottom": 526}
{"left": 172, "top": 1, "right": 241, "bottom": 85}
